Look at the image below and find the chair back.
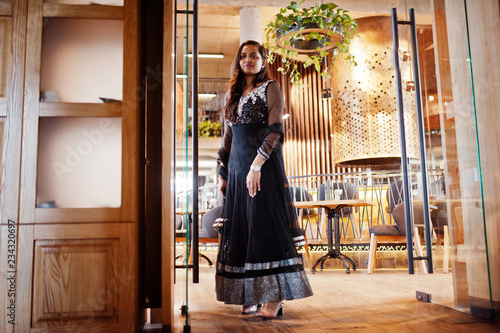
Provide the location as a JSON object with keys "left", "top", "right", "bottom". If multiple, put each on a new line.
{"left": 289, "top": 186, "right": 313, "bottom": 201}
{"left": 175, "top": 215, "right": 184, "bottom": 230}
{"left": 429, "top": 176, "right": 446, "bottom": 196}
{"left": 200, "top": 206, "right": 223, "bottom": 239}
{"left": 386, "top": 179, "right": 404, "bottom": 214}
{"left": 317, "top": 181, "right": 359, "bottom": 214}
{"left": 392, "top": 202, "right": 425, "bottom": 236}
{"left": 430, "top": 202, "right": 448, "bottom": 234}
{"left": 289, "top": 186, "right": 313, "bottom": 215}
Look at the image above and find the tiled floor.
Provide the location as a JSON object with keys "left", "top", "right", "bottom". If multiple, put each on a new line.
{"left": 172, "top": 265, "right": 500, "bottom": 332}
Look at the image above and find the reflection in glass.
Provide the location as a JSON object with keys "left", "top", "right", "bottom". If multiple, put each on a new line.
{"left": 37, "top": 117, "right": 122, "bottom": 208}
{"left": 398, "top": 1, "right": 492, "bottom": 317}
{"left": 41, "top": 18, "right": 123, "bottom": 103}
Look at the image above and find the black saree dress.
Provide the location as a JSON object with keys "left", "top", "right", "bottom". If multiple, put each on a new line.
{"left": 216, "top": 80, "right": 313, "bottom": 306}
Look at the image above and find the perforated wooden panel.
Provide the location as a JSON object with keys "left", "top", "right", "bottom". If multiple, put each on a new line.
{"left": 332, "top": 16, "right": 419, "bottom": 166}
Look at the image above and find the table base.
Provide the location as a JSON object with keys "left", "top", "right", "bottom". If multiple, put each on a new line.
{"left": 311, "top": 250, "right": 356, "bottom": 274}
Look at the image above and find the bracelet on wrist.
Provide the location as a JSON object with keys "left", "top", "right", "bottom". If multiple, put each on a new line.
{"left": 250, "top": 165, "right": 261, "bottom": 172}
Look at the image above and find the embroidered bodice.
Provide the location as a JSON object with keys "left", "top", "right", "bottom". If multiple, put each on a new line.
{"left": 228, "top": 80, "right": 272, "bottom": 126}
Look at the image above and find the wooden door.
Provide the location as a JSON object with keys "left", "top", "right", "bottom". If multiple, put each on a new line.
{"left": 0, "top": 0, "right": 142, "bottom": 331}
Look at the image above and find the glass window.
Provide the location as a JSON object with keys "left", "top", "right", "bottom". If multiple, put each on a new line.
{"left": 40, "top": 18, "right": 123, "bottom": 103}
{"left": 36, "top": 117, "right": 122, "bottom": 208}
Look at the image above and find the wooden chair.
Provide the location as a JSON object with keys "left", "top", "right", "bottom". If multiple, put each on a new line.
{"left": 175, "top": 208, "right": 221, "bottom": 266}
{"left": 289, "top": 187, "right": 316, "bottom": 237}
{"left": 431, "top": 202, "right": 450, "bottom": 273}
{"left": 386, "top": 179, "right": 404, "bottom": 223}
{"left": 288, "top": 186, "right": 313, "bottom": 268}
{"left": 368, "top": 202, "right": 427, "bottom": 274}
{"left": 197, "top": 206, "right": 223, "bottom": 266}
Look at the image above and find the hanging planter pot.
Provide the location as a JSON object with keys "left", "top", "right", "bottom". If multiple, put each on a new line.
{"left": 265, "top": 0, "right": 358, "bottom": 85}
{"left": 276, "top": 22, "right": 343, "bottom": 54}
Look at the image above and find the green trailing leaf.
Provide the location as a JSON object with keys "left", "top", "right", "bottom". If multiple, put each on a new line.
{"left": 265, "top": 0, "right": 358, "bottom": 85}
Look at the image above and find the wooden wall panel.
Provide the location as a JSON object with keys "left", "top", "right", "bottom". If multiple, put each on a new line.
{"left": 0, "top": 1, "right": 27, "bottom": 331}
{"left": 32, "top": 239, "right": 119, "bottom": 330}
{"left": 19, "top": 0, "right": 42, "bottom": 223}
{"left": 160, "top": 0, "right": 175, "bottom": 327}
{"left": 120, "top": 0, "right": 140, "bottom": 223}
{"left": 270, "top": 60, "right": 335, "bottom": 177}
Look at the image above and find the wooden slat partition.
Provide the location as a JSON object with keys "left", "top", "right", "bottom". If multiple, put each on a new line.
{"left": 270, "top": 59, "right": 336, "bottom": 177}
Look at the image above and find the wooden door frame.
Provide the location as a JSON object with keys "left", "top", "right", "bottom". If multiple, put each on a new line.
{"left": 158, "top": 0, "right": 176, "bottom": 329}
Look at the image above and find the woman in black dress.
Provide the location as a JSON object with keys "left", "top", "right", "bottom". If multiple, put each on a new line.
{"left": 216, "top": 40, "right": 313, "bottom": 318}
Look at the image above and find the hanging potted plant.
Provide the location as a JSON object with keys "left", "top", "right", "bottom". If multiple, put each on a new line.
{"left": 264, "top": 0, "right": 358, "bottom": 85}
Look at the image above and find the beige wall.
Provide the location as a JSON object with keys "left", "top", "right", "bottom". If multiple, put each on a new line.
{"left": 40, "top": 18, "right": 123, "bottom": 103}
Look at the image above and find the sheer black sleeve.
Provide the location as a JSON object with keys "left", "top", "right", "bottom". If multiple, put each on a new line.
{"left": 257, "top": 81, "right": 285, "bottom": 161}
{"left": 217, "top": 92, "right": 232, "bottom": 180}
{"left": 217, "top": 120, "right": 232, "bottom": 180}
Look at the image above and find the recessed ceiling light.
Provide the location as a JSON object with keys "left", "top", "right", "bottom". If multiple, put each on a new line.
{"left": 186, "top": 54, "right": 224, "bottom": 59}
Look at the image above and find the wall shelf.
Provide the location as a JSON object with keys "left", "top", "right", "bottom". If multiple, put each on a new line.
{"left": 43, "top": 3, "right": 123, "bottom": 19}
{"left": 39, "top": 102, "right": 122, "bottom": 117}
{"left": 35, "top": 207, "right": 121, "bottom": 223}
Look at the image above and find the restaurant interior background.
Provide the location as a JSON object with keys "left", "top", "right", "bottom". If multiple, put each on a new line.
{"left": 174, "top": 0, "right": 498, "bottom": 323}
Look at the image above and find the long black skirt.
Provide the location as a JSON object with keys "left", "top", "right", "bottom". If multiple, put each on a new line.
{"left": 215, "top": 123, "right": 313, "bottom": 305}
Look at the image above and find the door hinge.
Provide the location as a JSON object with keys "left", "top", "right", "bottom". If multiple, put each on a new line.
{"left": 416, "top": 291, "right": 431, "bottom": 302}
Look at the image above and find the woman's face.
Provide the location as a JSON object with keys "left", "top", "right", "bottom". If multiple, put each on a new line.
{"left": 239, "top": 44, "right": 266, "bottom": 77}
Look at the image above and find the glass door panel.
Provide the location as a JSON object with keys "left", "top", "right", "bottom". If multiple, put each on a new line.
{"left": 174, "top": 5, "right": 193, "bottom": 329}
{"left": 397, "top": 0, "right": 493, "bottom": 317}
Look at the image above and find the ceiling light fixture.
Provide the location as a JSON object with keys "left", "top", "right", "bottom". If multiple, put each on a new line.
{"left": 198, "top": 93, "right": 217, "bottom": 98}
{"left": 186, "top": 54, "right": 224, "bottom": 59}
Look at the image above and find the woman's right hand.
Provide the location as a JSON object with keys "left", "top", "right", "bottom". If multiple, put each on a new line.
{"left": 219, "top": 178, "right": 227, "bottom": 198}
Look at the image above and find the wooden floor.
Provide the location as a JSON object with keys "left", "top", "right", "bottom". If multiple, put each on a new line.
{"left": 172, "top": 265, "right": 500, "bottom": 333}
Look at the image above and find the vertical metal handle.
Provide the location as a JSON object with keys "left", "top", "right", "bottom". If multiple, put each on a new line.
{"left": 391, "top": 8, "right": 414, "bottom": 274}
{"left": 409, "top": 8, "right": 433, "bottom": 273}
{"left": 192, "top": 0, "right": 200, "bottom": 283}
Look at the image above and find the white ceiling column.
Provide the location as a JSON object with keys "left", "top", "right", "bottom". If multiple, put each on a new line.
{"left": 240, "top": 6, "right": 262, "bottom": 44}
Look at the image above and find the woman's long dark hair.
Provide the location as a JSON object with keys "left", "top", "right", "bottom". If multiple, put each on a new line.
{"left": 224, "top": 40, "right": 272, "bottom": 121}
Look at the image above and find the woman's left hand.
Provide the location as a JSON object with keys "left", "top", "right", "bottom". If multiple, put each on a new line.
{"left": 246, "top": 170, "right": 261, "bottom": 197}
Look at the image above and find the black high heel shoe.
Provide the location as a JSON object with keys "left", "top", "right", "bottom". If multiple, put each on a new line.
{"left": 256, "top": 302, "right": 283, "bottom": 318}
